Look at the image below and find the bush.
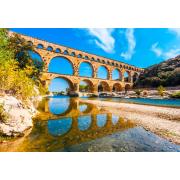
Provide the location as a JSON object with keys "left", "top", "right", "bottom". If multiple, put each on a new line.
{"left": 134, "top": 89, "right": 142, "bottom": 96}
{"left": 171, "top": 91, "right": 180, "bottom": 99}
{"left": 0, "top": 29, "right": 47, "bottom": 102}
{"left": 157, "top": 85, "right": 166, "bottom": 96}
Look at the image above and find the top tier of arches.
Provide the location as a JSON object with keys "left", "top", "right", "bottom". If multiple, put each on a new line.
{"left": 12, "top": 31, "right": 143, "bottom": 73}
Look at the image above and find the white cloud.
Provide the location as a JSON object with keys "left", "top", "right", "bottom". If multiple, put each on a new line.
{"left": 85, "top": 28, "right": 115, "bottom": 53}
{"left": 151, "top": 42, "right": 162, "bottom": 57}
{"left": 164, "top": 48, "right": 180, "bottom": 59}
{"left": 168, "top": 28, "right": 180, "bottom": 37}
{"left": 120, "top": 28, "right": 136, "bottom": 60}
{"left": 151, "top": 42, "right": 180, "bottom": 59}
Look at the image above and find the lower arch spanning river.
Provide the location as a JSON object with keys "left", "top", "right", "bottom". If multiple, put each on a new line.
{"left": 0, "top": 96, "right": 180, "bottom": 152}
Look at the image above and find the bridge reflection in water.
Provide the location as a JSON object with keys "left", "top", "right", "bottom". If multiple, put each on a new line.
{"left": 0, "top": 96, "right": 135, "bottom": 152}
{"left": 21, "top": 96, "right": 134, "bottom": 152}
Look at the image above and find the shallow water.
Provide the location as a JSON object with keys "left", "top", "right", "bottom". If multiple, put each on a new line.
{"left": 93, "top": 97, "right": 180, "bottom": 107}
{"left": 0, "top": 96, "right": 180, "bottom": 152}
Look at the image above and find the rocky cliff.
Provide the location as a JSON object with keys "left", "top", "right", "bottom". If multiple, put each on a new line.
{"left": 135, "top": 55, "right": 180, "bottom": 88}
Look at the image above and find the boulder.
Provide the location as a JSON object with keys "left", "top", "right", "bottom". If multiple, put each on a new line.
{"left": 0, "top": 96, "right": 35, "bottom": 137}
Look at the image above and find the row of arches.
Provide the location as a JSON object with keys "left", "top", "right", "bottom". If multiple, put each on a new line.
{"left": 48, "top": 56, "right": 139, "bottom": 82}
{"left": 29, "top": 50, "right": 139, "bottom": 82}
{"left": 27, "top": 40, "right": 141, "bottom": 72}
{"left": 49, "top": 77, "right": 131, "bottom": 94}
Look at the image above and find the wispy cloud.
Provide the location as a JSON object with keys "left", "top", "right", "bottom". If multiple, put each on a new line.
{"left": 120, "top": 28, "right": 136, "bottom": 60}
{"left": 151, "top": 42, "right": 163, "bottom": 57}
{"left": 168, "top": 28, "right": 180, "bottom": 37}
{"left": 151, "top": 42, "right": 180, "bottom": 59}
{"left": 85, "top": 28, "right": 115, "bottom": 53}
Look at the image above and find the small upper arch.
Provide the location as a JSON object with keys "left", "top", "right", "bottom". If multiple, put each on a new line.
{"left": 55, "top": 48, "right": 61, "bottom": 53}
{"left": 63, "top": 50, "right": 69, "bottom": 55}
{"left": 37, "top": 43, "right": 44, "bottom": 49}
{"left": 47, "top": 46, "right": 53, "bottom": 51}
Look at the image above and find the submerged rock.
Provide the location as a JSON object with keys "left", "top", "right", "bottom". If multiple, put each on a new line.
{"left": 0, "top": 96, "right": 35, "bottom": 137}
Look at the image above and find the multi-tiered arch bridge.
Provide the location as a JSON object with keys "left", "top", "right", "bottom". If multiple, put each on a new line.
{"left": 9, "top": 31, "right": 143, "bottom": 95}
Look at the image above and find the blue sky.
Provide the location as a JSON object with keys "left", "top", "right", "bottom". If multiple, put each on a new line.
{"left": 11, "top": 28, "right": 180, "bottom": 91}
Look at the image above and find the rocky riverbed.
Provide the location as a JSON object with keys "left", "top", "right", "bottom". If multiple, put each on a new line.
{"left": 81, "top": 99, "right": 180, "bottom": 145}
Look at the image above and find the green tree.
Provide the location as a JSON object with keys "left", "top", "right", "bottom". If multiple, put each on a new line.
{"left": 0, "top": 28, "right": 46, "bottom": 102}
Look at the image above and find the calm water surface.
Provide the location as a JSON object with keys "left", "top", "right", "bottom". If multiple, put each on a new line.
{"left": 91, "top": 97, "right": 180, "bottom": 107}
{"left": 0, "top": 96, "right": 180, "bottom": 152}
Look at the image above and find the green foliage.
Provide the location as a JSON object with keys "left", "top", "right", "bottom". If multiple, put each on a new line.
{"left": 79, "top": 84, "right": 89, "bottom": 92}
{"left": 0, "top": 28, "right": 46, "bottom": 102}
{"left": 135, "top": 57, "right": 180, "bottom": 88}
{"left": 171, "top": 91, "right": 180, "bottom": 99}
{"left": 157, "top": 85, "right": 166, "bottom": 96}
{"left": 0, "top": 104, "right": 9, "bottom": 123}
{"left": 134, "top": 89, "right": 142, "bottom": 96}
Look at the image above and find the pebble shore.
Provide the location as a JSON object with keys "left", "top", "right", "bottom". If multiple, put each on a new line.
{"left": 81, "top": 99, "right": 180, "bottom": 145}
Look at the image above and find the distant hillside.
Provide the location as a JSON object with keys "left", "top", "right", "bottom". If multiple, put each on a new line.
{"left": 135, "top": 55, "right": 180, "bottom": 88}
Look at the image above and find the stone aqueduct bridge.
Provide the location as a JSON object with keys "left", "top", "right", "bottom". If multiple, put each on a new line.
{"left": 10, "top": 32, "right": 144, "bottom": 94}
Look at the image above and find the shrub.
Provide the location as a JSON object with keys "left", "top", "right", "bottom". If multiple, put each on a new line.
{"left": 134, "top": 89, "right": 142, "bottom": 96}
{"left": 157, "top": 85, "right": 166, "bottom": 96}
{"left": 0, "top": 29, "right": 47, "bottom": 102}
{"left": 171, "top": 91, "right": 180, "bottom": 99}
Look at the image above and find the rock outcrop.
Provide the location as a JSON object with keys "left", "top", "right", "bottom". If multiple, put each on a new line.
{"left": 0, "top": 96, "right": 36, "bottom": 136}
{"left": 135, "top": 55, "right": 180, "bottom": 88}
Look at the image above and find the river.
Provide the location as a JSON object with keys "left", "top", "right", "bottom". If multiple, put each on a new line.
{"left": 0, "top": 96, "right": 180, "bottom": 152}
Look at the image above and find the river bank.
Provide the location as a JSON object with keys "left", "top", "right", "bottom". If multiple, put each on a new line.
{"left": 0, "top": 95, "right": 41, "bottom": 139}
{"left": 80, "top": 99, "right": 180, "bottom": 145}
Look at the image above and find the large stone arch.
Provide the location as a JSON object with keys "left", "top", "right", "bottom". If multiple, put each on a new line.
{"left": 112, "top": 68, "right": 122, "bottom": 81}
{"left": 98, "top": 81, "right": 111, "bottom": 92}
{"left": 79, "top": 79, "right": 95, "bottom": 93}
{"left": 112, "top": 83, "right": 123, "bottom": 92}
{"left": 125, "top": 84, "right": 131, "bottom": 92}
{"left": 78, "top": 61, "right": 95, "bottom": 78}
{"left": 48, "top": 56, "right": 75, "bottom": 75}
{"left": 124, "top": 70, "right": 131, "bottom": 83}
{"left": 49, "top": 76, "right": 75, "bottom": 93}
{"left": 97, "top": 65, "right": 110, "bottom": 79}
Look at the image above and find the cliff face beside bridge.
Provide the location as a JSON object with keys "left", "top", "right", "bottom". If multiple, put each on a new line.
{"left": 135, "top": 55, "right": 180, "bottom": 88}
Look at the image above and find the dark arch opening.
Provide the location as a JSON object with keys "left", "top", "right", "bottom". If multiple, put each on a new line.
{"left": 84, "top": 56, "right": 89, "bottom": 60}
{"left": 47, "top": 46, "right": 53, "bottom": 51}
{"left": 125, "top": 84, "right": 131, "bottom": 92}
{"left": 71, "top": 52, "right": 76, "bottom": 57}
{"left": 37, "top": 44, "right": 44, "bottom": 49}
{"left": 112, "top": 83, "right": 123, "bottom": 92}
{"left": 48, "top": 56, "right": 74, "bottom": 75}
{"left": 98, "top": 81, "right": 110, "bottom": 92}
{"left": 63, "top": 50, "right": 69, "bottom": 55}
{"left": 55, "top": 48, "right": 61, "bottom": 53}
{"left": 78, "top": 54, "right": 82, "bottom": 58}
